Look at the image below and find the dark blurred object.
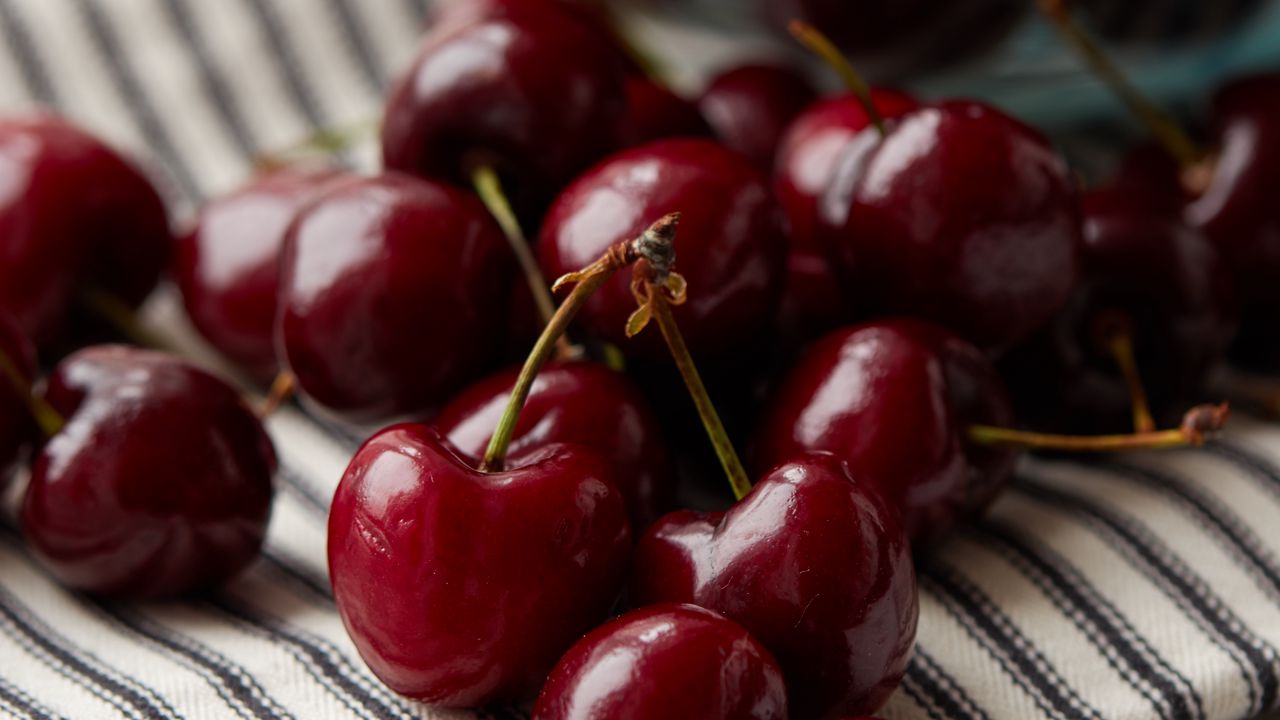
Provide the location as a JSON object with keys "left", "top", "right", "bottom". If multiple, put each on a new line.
{"left": 1076, "top": 0, "right": 1266, "bottom": 42}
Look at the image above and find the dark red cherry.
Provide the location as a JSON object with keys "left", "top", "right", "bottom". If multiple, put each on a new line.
{"left": 819, "top": 100, "right": 1082, "bottom": 352}
{"left": 753, "top": 318, "right": 1017, "bottom": 544}
{"left": 1000, "top": 189, "right": 1237, "bottom": 432}
{"left": 174, "top": 166, "right": 347, "bottom": 380}
{"left": 632, "top": 453, "right": 916, "bottom": 719}
{"left": 618, "top": 76, "right": 711, "bottom": 149}
{"left": 328, "top": 424, "right": 630, "bottom": 706}
{"left": 533, "top": 603, "right": 788, "bottom": 720}
{"left": 0, "top": 115, "right": 170, "bottom": 349}
{"left": 698, "top": 63, "right": 817, "bottom": 171}
{"left": 21, "top": 346, "right": 275, "bottom": 598}
{"left": 540, "top": 139, "right": 787, "bottom": 362}
{"left": 382, "top": 0, "right": 627, "bottom": 217}
{"left": 773, "top": 91, "right": 919, "bottom": 342}
{"left": 435, "top": 360, "right": 673, "bottom": 530}
{"left": 277, "top": 173, "right": 512, "bottom": 423}
{"left": 0, "top": 311, "right": 36, "bottom": 484}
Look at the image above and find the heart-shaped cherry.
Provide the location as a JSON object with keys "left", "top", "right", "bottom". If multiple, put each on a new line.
{"left": 0, "top": 311, "right": 36, "bottom": 485}
{"left": 754, "top": 318, "right": 1018, "bottom": 544}
{"left": 818, "top": 99, "right": 1082, "bottom": 352}
{"left": 277, "top": 173, "right": 513, "bottom": 423}
{"left": 0, "top": 114, "right": 171, "bottom": 350}
{"left": 174, "top": 166, "right": 347, "bottom": 380}
{"left": 618, "top": 76, "right": 712, "bottom": 149}
{"left": 540, "top": 138, "right": 787, "bottom": 362}
{"left": 698, "top": 63, "right": 817, "bottom": 171}
{"left": 21, "top": 345, "right": 275, "bottom": 598}
{"left": 632, "top": 453, "right": 917, "bottom": 719}
{"left": 435, "top": 360, "right": 673, "bottom": 530}
{"left": 533, "top": 603, "right": 788, "bottom": 719}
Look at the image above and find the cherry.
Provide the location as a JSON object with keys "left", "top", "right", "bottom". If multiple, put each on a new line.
{"left": 0, "top": 114, "right": 170, "bottom": 350}
{"left": 999, "top": 188, "right": 1237, "bottom": 433}
{"left": 174, "top": 166, "right": 347, "bottom": 380}
{"left": 21, "top": 345, "right": 275, "bottom": 598}
{"left": 632, "top": 453, "right": 917, "bottom": 719}
{"left": 618, "top": 76, "right": 711, "bottom": 149}
{"left": 533, "top": 603, "right": 788, "bottom": 719}
{"left": 754, "top": 318, "right": 1018, "bottom": 544}
{"left": 698, "top": 63, "right": 817, "bottom": 171}
{"left": 435, "top": 360, "right": 673, "bottom": 530}
{"left": 382, "top": 0, "right": 627, "bottom": 219}
{"left": 277, "top": 173, "right": 512, "bottom": 423}
{"left": 0, "top": 311, "right": 36, "bottom": 484}
{"left": 818, "top": 99, "right": 1082, "bottom": 352}
{"left": 539, "top": 139, "right": 787, "bottom": 362}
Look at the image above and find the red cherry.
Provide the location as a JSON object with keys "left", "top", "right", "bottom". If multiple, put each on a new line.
{"left": 819, "top": 100, "right": 1082, "bottom": 352}
{"left": 277, "top": 173, "right": 513, "bottom": 423}
{"left": 0, "top": 115, "right": 170, "bottom": 349}
{"left": 533, "top": 603, "right": 788, "bottom": 719}
{"left": 754, "top": 318, "right": 1017, "bottom": 544}
{"left": 633, "top": 453, "right": 917, "bottom": 719}
{"left": 0, "top": 311, "right": 36, "bottom": 485}
{"left": 21, "top": 346, "right": 275, "bottom": 598}
{"left": 328, "top": 424, "right": 630, "bottom": 706}
{"left": 174, "top": 166, "right": 347, "bottom": 380}
{"left": 539, "top": 139, "right": 787, "bottom": 361}
{"left": 435, "top": 360, "right": 674, "bottom": 530}
{"left": 618, "top": 76, "right": 711, "bottom": 149}
{"left": 698, "top": 63, "right": 817, "bottom": 171}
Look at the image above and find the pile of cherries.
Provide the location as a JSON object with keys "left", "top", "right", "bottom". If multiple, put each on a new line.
{"left": 0, "top": 0, "right": 1273, "bottom": 717}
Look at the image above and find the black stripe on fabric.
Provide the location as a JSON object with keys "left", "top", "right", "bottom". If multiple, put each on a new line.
{"left": 208, "top": 597, "right": 416, "bottom": 720}
{"left": 0, "top": 0, "right": 58, "bottom": 105}
{"left": 158, "top": 0, "right": 261, "bottom": 158}
{"left": 1208, "top": 441, "right": 1280, "bottom": 504}
{"left": 320, "top": 0, "right": 385, "bottom": 90}
{"left": 0, "top": 675, "right": 70, "bottom": 720}
{"left": 69, "top": 0, "right": 203, "bottom": 201}
{"left": 99, "top": 605, "right": 294, "bottom": 720}
{"left": 1097, "top": 459, "right": 1280, "bottom": 602}
{"left": 260, "top": 550, "right": 334, "bottom": 603}
{"left": 974, "top": 520, "right": 1204, "bottom": 720}
{"left": 904, "top": 647, "right": 989, "bottom": 720}
{"left": 1014, "top": 475, "right": 1280, "bottom": 716}
{"left": 899, "top": 675, "right": 949, "bottom": 720}
{"left": 399, "top": 0, "right": 429, "bottom": 26}
{"left": 238, "top": 0, "right": 330, "bottom": 129}
{"left": 919, "top": 563, "right": 1106, "bottom": 720}
{"left": 278, "top": 464, "right": 332, "bottom": 516}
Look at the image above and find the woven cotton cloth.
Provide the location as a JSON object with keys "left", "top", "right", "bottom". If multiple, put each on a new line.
{"left": 0, "top": 1, "right": 1279, "bottom": 719}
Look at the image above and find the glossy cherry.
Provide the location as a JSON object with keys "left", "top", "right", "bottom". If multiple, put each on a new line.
{"left": 175, "top": 166, "right": 347, "bottom": 380}
{"left": 533, "top": 603, "right": 788, "bottom": 719}
{"left": 540, "top": 139, "right": 787, "bottom": 361}
{"left": 0, "top": 115, "right": 170, "bottom": 349}
{"left": 328, "top": 424, "right": 630, "bottom": 706}
{"left": 21, "top": 346, "right": 275, "bottom": 598}
{"left": 277, "top": 173, "right": 512, "bottom": 423}
{"left": 435, "top": 360, "right": 673, "bottom": 530}
{"left": 818, "top": 100, "right": 1082, "bottom": 352}
{"left": 0, "top": 311, "right": 36, "bottom": 485}
{"left": 632, "top": 452, "right": 916, "bottom": 719}
{"left": 754, "top": 318, "right": 1017, "bottom": 544}
{"left": 382, "top": 0, "right": 627, "bottom": 217}
{"left": 618, "top": 76, "right": 711, "bottom": 149}
{"left": 698, "top": 63, "right": 817, "bottom": 171}
{"left": 1000, "top": 188, "right": 1237, "bottom": 432}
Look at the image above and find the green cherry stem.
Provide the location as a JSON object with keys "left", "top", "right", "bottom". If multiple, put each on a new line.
{"left": 253, "top": 118, "right": 379, "bottom": 171}
{"left": 968, "top": 402, "right": 1229, "bottom": 451}
{"left": 79, "top": 287, "right": 174, "bottom": 352}
{"left": 789, "top": 19, "right": 886, "bottom": 137}
{"left": 0, "top": 347, "right": 63, "bottom": 438}
{"left": 479, "top": 212, "right": 681, "bottom": 472}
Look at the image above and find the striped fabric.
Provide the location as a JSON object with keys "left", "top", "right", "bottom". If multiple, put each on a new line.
{"left": 0, "top": 1, "right": 1278, "bottom": 718}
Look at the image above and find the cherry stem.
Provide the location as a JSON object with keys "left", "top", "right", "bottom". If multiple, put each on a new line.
{"left": 968, "top": 402, "right": 1229, "bottom": 451}
{"left": 626, "top": 264, "right": 752, "bottom": 502}
{"left": 80, "top": 287, "right": 173, "bottom": 352}
{"left": 0, "top": 347, "right": 63, "bottom": 438}
{"left": 789, "top": 20, "right": 885, "bottom": 137}
{"left": 1038, "top": 0, "right": 1202, "bottom": 168}
{"left": 478, "top": 213, "right": 681, "bottom": 472}
{"left": 1097, "top": 316, "right": 1156, "bottom": 433}
{"left": 253, "top": 118, "right": 378, "bottom": 171}
{"left": 469, "top": 163, "right": 575, "bottom": 360}
{"left": 257, "top": 371, "right": 297, "bottom": 419}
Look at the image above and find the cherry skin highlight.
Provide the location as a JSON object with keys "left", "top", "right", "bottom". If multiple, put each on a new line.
{"left": 328, "top": 424, "right": 630, "bottom": 706}
{"left": 540, "top": 138, "right": 787, "bottom": 362}
{"left": 175, "top": 166, "right": 348, "bottom": 380}
{"left": 435, "top": 360, "right": 673, "bottom": 530}
{"left": 21, "top": 346, "right": 275, "bottom": 598}
{"left": 632, "top": 453, "right": 917, "bottom": 719}
{"left": 533, "top": 603, "right": 788, "bottom": 720}
{"left": 698, "top": 63, "right": 817, "bottom": 171}
{"left": 754, "top": 318, "right": 1018, "bottom": 544}
{"left": 277, "top": 173, "right": 512, "bottom": 423}
{"left": 819, "top": 100, "right": 1082, "bottom": 353}
{"left": 0, "top": 115, "right": 170, "bottom": 350}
